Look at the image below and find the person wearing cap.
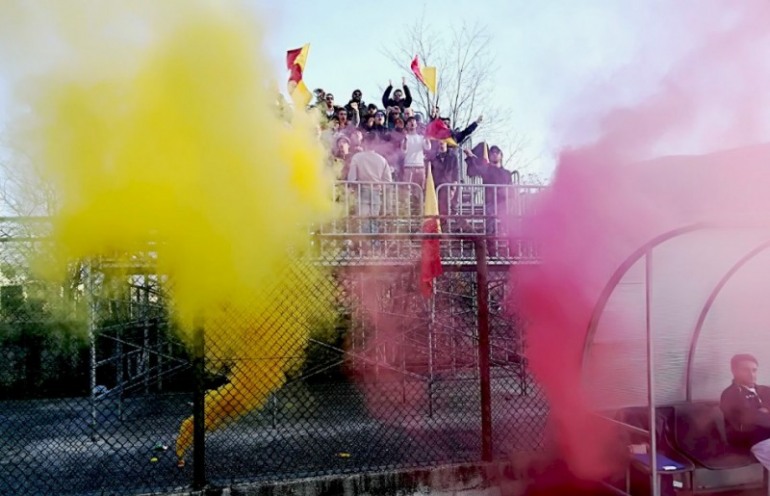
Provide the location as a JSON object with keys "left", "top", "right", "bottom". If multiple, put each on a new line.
{"left": 345, "top": 89, "right": 367, "bottom": 118}
{"left": 463, "top": 143, "right": 515, "bottom": 256}
{"left": 364, "top": 103, "right": 379, "bottom": 119}
{"left": 464, "top": 144, "right": 513, "bottom": 185}
{"left": 371, "top": 110, "right": 388, "bottom": 132}
{"left": 721, "top": 354, "right": 770, "bottom": 468}
{"left": 366, "top": 111, "right": 390, "bottom": 142}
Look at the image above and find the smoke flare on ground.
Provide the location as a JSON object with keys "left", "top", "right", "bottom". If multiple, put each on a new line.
{"left": 2, "top": 2, "right": 336, "bottom": 461}
{"left": 518, "top": 0, "right": 770, "bottom": 479}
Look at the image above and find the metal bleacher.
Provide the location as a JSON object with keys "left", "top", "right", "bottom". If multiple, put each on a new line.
{"left": 311, "top": 180, "right": 545, "bottom": 267}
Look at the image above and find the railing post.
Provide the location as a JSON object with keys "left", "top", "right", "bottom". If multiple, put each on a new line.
{"left": 475, "top": 237, "right": 493, "bottom": 462}
{"left": 192, "top": 319, "right": 206, "bottom": 490}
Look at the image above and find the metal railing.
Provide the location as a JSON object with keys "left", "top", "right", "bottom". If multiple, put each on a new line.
{"left": 0, "top": 216, "right": 547, "bottom": 496}
{"left": 321, "top": 181, "right": 424, "bottom": 235}
{"left": 312, "top": 182, "right": 545, "bottom": 264}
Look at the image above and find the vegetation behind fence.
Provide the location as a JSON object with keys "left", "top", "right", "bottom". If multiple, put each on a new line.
{"left": 0, "top": 215, "right": 547, "bottom": 496}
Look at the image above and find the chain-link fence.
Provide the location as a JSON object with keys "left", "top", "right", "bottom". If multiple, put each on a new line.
{"left": 0, "top": 186, "right": 548, "bottom": 496}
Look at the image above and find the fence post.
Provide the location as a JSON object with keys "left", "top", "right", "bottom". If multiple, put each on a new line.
{"left": 475, "top": 237, "right": 493, "bottom": 462}
{"left": 87, "top": 261, "right": 98, "bottom": 443}
{"left": 192, "top": 320, "right": 206, "bottom": 490}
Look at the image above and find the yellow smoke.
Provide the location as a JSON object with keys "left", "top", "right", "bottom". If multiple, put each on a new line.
{"left": 3, "top": 2, "right": 336, "bottom": 461}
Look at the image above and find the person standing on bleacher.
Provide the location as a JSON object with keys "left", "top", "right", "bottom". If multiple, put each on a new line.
{"left": 720, "top": 353, "right": 770, "bottom": 468}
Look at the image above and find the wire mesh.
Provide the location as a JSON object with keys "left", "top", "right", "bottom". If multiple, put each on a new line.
{"left": 0, "top": 205, "right": 548, "bottom": 495}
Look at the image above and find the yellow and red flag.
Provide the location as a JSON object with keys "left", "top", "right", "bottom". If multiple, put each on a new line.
{"left": 410, "top": 55, "right": 437, "bottom": 94}
{"left": 425, "top": 119, "right": 458, "bottom": 147}
{"left": 422, "top": 66, "right": 437, "bottom": 94}
{"left": 411, "top": 55, "right": 426, "bottom": 86}
{"left": 286, "top": 44, "right": 311, "bottom": 108}
{"left": 420, "top": 164, "right": 443, "bottom": 297}
{"left": 286, "top": 45, "right": 309, "bottom": 70}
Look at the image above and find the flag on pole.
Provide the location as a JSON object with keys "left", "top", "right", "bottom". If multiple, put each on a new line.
{"left": 286, "top": 45, "right": 309, "bottom": 70}
{"left": 286, "top": 44, "right": 311, "bottom": 108}
{"left": 424, "top": 119, "right": 458, "bottom": 147}
{"left": 410, "top": 55, "right": 438, "bottom": 94}
{"left": 411, "top": 55, "right": 426, "bottom": 86}
{"left": 420, "top": 164, "right": 443, "bottom": 297}
{"left": 422, "top": 66, "right": 437, "bottom": 94}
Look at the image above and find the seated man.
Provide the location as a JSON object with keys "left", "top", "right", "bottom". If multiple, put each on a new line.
{"left": 720, "top": 353, "right": 770, "bottom": 467}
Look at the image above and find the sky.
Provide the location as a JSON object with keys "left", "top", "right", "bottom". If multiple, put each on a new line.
{"left": 0, "top": 0, "right": 756, "bottom": 180}
{"left": 249, "top": 0, "right": 709, "bottom": 179}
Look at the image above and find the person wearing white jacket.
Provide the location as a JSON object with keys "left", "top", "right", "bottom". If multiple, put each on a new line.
{"left": 400, "top": 117, "right": 431, "bottom": 187}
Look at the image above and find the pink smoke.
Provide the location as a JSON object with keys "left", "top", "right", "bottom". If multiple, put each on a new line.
{"left": 518, "top": 0, "right": 770, "bottom": 479}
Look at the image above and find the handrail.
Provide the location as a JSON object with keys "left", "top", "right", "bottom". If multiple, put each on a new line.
{"left": 592, "top": 412, "right": 651, "bottom": 437}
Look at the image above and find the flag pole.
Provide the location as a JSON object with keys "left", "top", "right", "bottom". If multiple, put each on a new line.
{"left": 433, "top": 68, "right": 440, "bottom": 118}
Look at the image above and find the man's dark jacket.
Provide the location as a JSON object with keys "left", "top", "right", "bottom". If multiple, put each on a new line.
{"left": 429, "top": 151, "right": 460, "bottom": 186}
{"left": 720, "top": 382, "right": 770, "bottom": 448}
{"left": 466, "top": 157, "right": 514, "bottom": 186}
{"left": 382, "top": 85, "right": 413, "bottom": 111}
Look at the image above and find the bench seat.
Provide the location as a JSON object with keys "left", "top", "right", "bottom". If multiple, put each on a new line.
{"left": 672, "top": 401, "right": 757, "bottom": 470}
{"left": 617, "top": 402, "right": 768, "bottom": 494}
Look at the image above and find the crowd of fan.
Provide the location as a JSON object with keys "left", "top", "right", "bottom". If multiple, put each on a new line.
{"left": 309, "top": 77, "right": 515, "bottom": 202}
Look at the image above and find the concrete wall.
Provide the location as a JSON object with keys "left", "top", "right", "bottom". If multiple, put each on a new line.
{"left": 164, "top": 460, "right": 528, "bottom": 496}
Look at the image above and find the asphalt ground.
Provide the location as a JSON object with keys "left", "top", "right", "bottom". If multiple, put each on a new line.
{"left": 0, "top": 379, "right": 547, "bottom": 496}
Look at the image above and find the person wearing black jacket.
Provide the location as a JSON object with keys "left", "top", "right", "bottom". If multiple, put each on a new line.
{"left": 721, "top": 354, "right": 770, "bottom": 468}
{"left": 430, "top": 106, "right": 483, "bottom": 146}
{"left": 345, "top": 89, "right": 367, "bottom": 117}
{"left": 382, "top": 77, "right": 412, "bottom": 112}
{"left": 464, "top": 144, "right": 514, "bottom": 186}
{"left": 365, "top": 111, "right": 391, "bottom": 142}
{"left": 464, "top": 144, "right": 515, "bottom": 256}
{"left": 450, "top": 117, "right": 480, "bottom": 146}
{"left": 428, "top": 141, "right": 460, "bottom": 226}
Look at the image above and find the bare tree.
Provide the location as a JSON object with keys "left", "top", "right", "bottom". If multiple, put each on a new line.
{"left": 0, "top": 134, "right": 57, "bottom": 217}
{"left": 381, "top": 16, "right": 516, "bottom": 150}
